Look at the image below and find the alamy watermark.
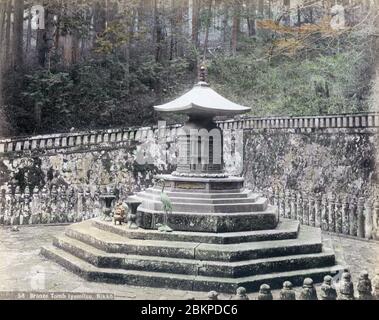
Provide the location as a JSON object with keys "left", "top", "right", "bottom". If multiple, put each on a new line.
{"left": 134, "top": 121, "right": 244, "bottom": 174}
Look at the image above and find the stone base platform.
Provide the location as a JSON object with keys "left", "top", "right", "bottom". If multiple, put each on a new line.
{"left": 136, "top": 175, "right": 279, "bottom": 232}
{"left": 41, "top": 218, "right": 345, "bottom": 293}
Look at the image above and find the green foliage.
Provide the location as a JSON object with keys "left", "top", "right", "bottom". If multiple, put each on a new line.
{"left": 208, "top": 31, "right": 372, "bottom": 116}
{"left": 16, "top": 54, "right": 189, "bottom": 134}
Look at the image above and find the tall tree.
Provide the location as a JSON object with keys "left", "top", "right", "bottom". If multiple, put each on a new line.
{"left": 203, "top": 0, "right": 212, "bottom": 61}
{"left": 13, "top": 0, "right": 25, "bottom": 69}
{"left": 231, "top": 0, "right": 241, "bottom": 55}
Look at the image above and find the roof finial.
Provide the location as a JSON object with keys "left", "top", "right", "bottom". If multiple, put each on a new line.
{"left": 199, "top": 64, "right": 207, "bottom": 83}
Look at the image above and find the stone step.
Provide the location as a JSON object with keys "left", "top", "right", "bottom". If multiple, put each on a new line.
{"left": 138, "top": 190, "right": 261, "bottom": 204}
{"left": 92, "top": 218, "right": 300, "bottom": 244}
{"left": 40, "top": 245, "right": 345, "bottom": 293}
{"left": 137, "top": 195, "right": 268, "bottom": 213}
{"left": 53, "top": 235, "right": 336, "bottom": 278}
{"left": 144, "top": 188, "right": 253, "bottom": 199}
{"left": 137, "top": 206, "right": 278, "bottom": 232}
{"left": 65, "top": 221, "right": 323, "bottom": 262}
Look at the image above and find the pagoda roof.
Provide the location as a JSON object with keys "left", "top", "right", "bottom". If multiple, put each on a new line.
{"left": 154, "top": 82, "right": 250, "bottom": 117}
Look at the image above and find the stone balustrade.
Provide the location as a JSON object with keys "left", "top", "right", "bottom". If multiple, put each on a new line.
{"left": 218, "top": 112, "right": 379, "bottom": 130}
{"left": 265, "top": 187, "right": 379, "bottom": 240}
{"left": 0, "top": 183, "right": 130, "bottom": 225}
{"left": 206, "top": 270, "right": 379, "bottom": 300}
{"left": 0, "top": 112, "right": 378, "bottom": 155}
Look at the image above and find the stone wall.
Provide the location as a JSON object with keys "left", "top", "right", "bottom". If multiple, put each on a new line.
{"left": 0, "top": 113, "right": 378, "bottom": 238}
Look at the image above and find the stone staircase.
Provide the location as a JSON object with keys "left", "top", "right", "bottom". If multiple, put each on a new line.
{"left": 41, "top": 216, "right": 344, "bottom": 293}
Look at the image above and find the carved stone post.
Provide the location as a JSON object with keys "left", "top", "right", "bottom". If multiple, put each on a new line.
{"left": 364, "top": 198, "right": 373, "bottom": 240}
{"left": 232, "top": 287, "right": 249, "bottom": 300}
{"left": 291, "top": 191, "right": 297, "bottom": 220}
{"left": 297, "top": 192, "right": 303, "bottom": 225}
{"left": 302, "top": 194, "right": 309, "bottom": 226}
{"left": 207, "top": 291, "right": 219, "bottom": 300}
{"left": 309, "top": 195, "right": 316, "bottom": 227}
{"left": 335, "top": 195, "right": 343, "bottom": 234}
{"left": 349, "top": 197, "right": 357, "bottom": 236}
{"left": 357, "top": 197, "right": 365, "bottom": 238}
{"left": 257, "top": 284, "right": 273, "bottom": 300}
{"left": 342, "top": 195, "right": 350, "bottom": 235}
{"left": 338, "top": 271, "right": 355, "bottom": 300}
{"left": 328, "top": 193, "right": 336, "bottom": 233}
{"left": 280, "top": 281, "right": 296, "bottom": 300}
{"left": 299, "top": 278, "right": 318, "bottom": 300}
{"left": 320, "top": 275, "right": 337, "bottom": 300}
{"left": 321, "top": 194, "right": 329, "bottom": 231}
{"left": 357, "top": 271, "right": 373, "bottom": 300}
{"left": 374, "top": 198, "right": 379, "bottom": 240}
{"left": 315, "top": 194, "right": 322, "bottom": 228}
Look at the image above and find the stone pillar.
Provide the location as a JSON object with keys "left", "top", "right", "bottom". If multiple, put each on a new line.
{"left": 290, "top": 191, "right": 297, "bottom": 220}
{"left": 342, "top": 195, "right": 350, "bottom": 235}
{"left": 302, "top": 194, "right": 309, "bottom": 225}
{"left": 357, "top": 271, "right": 373, "bottom": 300}
{"left": 364, "top": 199, "right": 373, "bottom": 240}
{"left": 321, "top": 194, "right": 329, "bottom": 231}
{"left": 232, "top": 287, "right": 249, "bottom": 300}
{"left": 309, "top": 196, "right": 316, "bottom": 227}
{"left": 257, "top": 284, "right": 273, "bottom": 300}
{"left": 338, "top": 271, "right": 355, "bottom": 300}
{"left": 280, "top": 281, "right": 296, "bottom": 300}
{"left": 372, "top": 271, "right": 379, "bottom": 300}
{"left": 320, "top": 275, "right": 337, "bottom": 300}
{"left": 299, "top": 278, "right": 318, "bottom": 300}
{"left": 357, "top": 197, "right": 365, "bottom": 238}
{"left": 207, "top": 291, "right": 219, "bottom": 300}
{"left": 349, "top": 197, "right": 358, "bottom": 236}
{"left": 328, "top": 193, "right": 336, "bottom": 233}
{"left": 335, "top": 195, "right": 343, "bottom": 234}
{"left": 315, "top": 194, "right": 322, "bottom": 228}
{"left": 297, "top": 192, "right": 303, "bottom": 225}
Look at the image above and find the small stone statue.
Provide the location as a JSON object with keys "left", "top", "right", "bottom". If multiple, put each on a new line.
{"left": 257, "top": 284, "right": 273, "bottom": 300}
{"left": 280, "top": 281, "right": 296, "bottom": 300}
{"left": 299, "top": 278, "right": 318, "bottom": 300}
{"left": 233, "top": 287, "right": 249, "bottom": 300}
{"left": 207, "top": 291, "right": 219, "bottom": 300}
{"left": 357, "top": 271, "right": 373, "bottom": 300}
{"left": 372, "top": 272, "right": 379, "bottom": 300}
{"left": 320, "top": 275, "right": 337, "bottom": 300}
{"left": 338, "top": 271, "right": 355, "bottom": 300}
{"left": 113, "top": 201, "right": 126, "bottom": 225}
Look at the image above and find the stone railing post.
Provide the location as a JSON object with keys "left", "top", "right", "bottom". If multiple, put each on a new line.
{"left": 302, "top": 194, "right": 309, "bottom": 226}
{"left": 297, "top": 192, "right": 303, "bottom": 225}
{"left": 342, "top": 195, "right": 350, "bottom": 235}
{"left": 328, "top": 193, "right": 336, "bottom": 233}
{"left": 309, "top": 195, "right": 316, "bottom": 227}
{"left": 357, "top": 197, "right": 365, "bottom": 238}
{"left": 364, "top": 198, "right": 374, "bottom": 240}
{"left": 315, "top": 194, "right": 322, "bottom": 228}
{"left": 321, "top": 194, "right": 329, "bottom": 231}
{"left": 349, "top": 197, "right": 358, "bottom": 237}
{"left": 290, "top": 191, "right": 297, "bottom": 220}
{"left": 335, "top": 195, "right": 343, "bottom": 234}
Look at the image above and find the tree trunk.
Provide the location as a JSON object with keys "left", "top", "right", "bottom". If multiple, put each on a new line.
{"left": 231, "top": 1, "right": 240, "bottom": 56}
{"left": 26, "top": 7, "right": 32, "bottom": 54}
{"left": 203, "top": 0, "right": 212, "bottom": 61}
{"left": 5, "top": 0, "right": 12, "bottom": 63}
{"left": 191, "top": 0, "right": 200, "bottom": 48}
{"left": 13, "top": 0, "right": 24, "bottom": 70}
